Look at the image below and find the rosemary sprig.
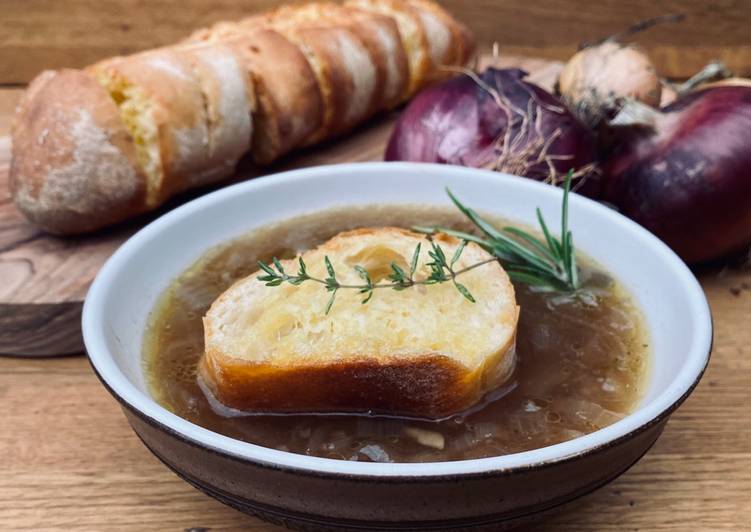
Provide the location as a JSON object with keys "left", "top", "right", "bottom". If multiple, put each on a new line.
{"left": 257, "top": 171, "right": 580, "bottom": 313}
{"left": 417, "top": 170, "right": 580, "bottom": 292}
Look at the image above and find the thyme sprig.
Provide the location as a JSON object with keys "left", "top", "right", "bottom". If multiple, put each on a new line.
{"left": 257, "top": 171, "right": 580, "bottom": 313}
{"left": 258, "top": 239, "right": 497, "bottom": 314}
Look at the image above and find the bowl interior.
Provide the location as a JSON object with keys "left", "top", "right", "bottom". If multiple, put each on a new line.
{"left": 83, "top": 162, "right": 711, "bottom": 476}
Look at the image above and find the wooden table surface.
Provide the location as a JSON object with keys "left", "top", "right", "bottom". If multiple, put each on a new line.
{"left": 1, "top": 84, "right": 751, "bottom": 531}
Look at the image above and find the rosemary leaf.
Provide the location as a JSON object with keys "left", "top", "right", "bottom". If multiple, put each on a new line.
{"left": 354, "top": 265, "right": 372, "bottom": 286}
{"left": 324, "top": 256, "right": 336, "bottom": 279}
{"left": 414, "top": 226, "right": 494, "bottom": 249}
{"left": 502, "top": 226, "right": 558, "bottom": 265}
{"left": 297, "top": 257, "right": 308, "bottom": 277}
{"left": 389, "top": 262, "right": 408, "bottom": 283}
{"left": 506, "top": 270, "right": 559, "bottom": 289}
{"left": 536, "top": 207, "right": 562, "bottom": 261}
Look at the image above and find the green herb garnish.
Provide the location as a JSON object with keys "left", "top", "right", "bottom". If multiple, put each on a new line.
{"left": 257, "top": 171, "right": 580, "bottom": 313}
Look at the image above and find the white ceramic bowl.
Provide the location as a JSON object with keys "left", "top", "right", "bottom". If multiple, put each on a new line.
{"left": 83, "top": 162, "right": 712, "bottom": 530}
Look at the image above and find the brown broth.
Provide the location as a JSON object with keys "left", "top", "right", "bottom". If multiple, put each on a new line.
{"left": 143, "top": 205, "right": 649, "bottom": 463}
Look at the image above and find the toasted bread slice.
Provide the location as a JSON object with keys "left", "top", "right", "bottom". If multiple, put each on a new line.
{"left": 201, "top": 228, "right": 518, "bottom": 419}
{"left": 337, "top": 5, "right": 410, "bottom": 109}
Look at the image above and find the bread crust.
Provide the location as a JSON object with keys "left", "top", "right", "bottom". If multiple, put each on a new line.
{"left": 346, "top": 0, "right": 431, "bottom": 97}
{"left": 223, "top": 29, "right": 324, "bottom": 163}
{"left": 10, "top": 69, "right": 147, "bottom": 234}
{"left": 179, "top": 43, "right": 255, "bottom": 183}
{"left": 90, "top": 49, "right": 216, "bottom": 205}
{"left": 407, "top": 0, "right": 476, "bottom": 74}
{"left": 200, "top": 227, "right": 519, "bottom": 419}
{"left": 343, "top": 6, "right": 410, "bottom": 109}
{"left": 200, "top": 345, "right": 515, "bottom": 419}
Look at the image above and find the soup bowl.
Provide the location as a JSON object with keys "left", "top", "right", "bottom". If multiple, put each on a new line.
{"left": 83, "top": 162, "right": 712, "bottom": 530}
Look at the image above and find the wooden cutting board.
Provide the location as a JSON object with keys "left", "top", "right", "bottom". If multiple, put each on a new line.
{"left": 0, "top": 55, "right": 563, "bottom": 356}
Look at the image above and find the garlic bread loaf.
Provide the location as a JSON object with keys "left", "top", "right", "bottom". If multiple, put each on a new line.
{"left": 10, "top": 0, "right": 475, "bottom": 234}
{"left": 201, "top": 228, "right": 518, "bottom": 419}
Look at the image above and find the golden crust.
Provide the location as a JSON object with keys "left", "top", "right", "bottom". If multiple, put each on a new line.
{"left": 342, "top": 6, "right": 410, "bottom": 109}
{"left": 407, "top": 0, "right": 476, "bottom": 71}
{"left": 89, "top": 49, "right": 212, "bottom": 205}
{"left": 200, "top": 349, "right": 515, "bottom": 419}
{"left": 200, "top": 227, "right": 518, "bottom": 419}
{"left": 179, "top": 43, "right": 255, "bottom": 182}
{"left": 346, "top": 0, "right": 431, "bottom": 97}
{"left": 11, "top": 1, "right": 476, "bottom": 234}
{"left": 9, "top": 69, "right": 147, "bottom": 234}
{"left": 223, "top": 28, "right": 324, "bottom": 163}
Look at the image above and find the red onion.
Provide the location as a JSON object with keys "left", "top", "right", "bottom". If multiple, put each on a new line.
{"left": 603, "top": 85, "right": 751, "bottom": 263}
{"left": 385, "top": 68, "right": 597, "bottom": 192}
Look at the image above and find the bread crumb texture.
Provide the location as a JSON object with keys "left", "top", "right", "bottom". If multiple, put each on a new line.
{"left": 201, "top": 228, "right": 518, "bottom": 417}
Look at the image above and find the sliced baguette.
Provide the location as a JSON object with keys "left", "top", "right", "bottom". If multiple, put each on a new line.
{"left": 180, "top": 43, "right": 255, "bottom": 181}
{"left": 336, "top": 5, "right": 410, "bottom": 109}
{"left": 201, "top": 228, "right": 519, "bottom": 419}
{"left": 90, "top": 49, "right": 213, "bottom": 206}
{"left": 407, "top": 0, "right": 476, "bottom": 71}
{"left": 346, "top": 0, "right": 474, "bottom": 94}
{"left": 10, "top": 69, "right": 148, "bottom": 234}
{"left": 208, "top": 4, "right": 386, "bottom": 142}
{"left": 195, "top": 28, "right": 324, "bottom": 163}
{"left": 345, "top": 0, "right": 431, "bottom": 97}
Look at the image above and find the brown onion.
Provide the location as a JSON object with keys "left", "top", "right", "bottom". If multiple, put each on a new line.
{"left": 385, "top": 68, "right": 597, "bottom": 191}
{"left": 603, "top": 86, "right": 751, "bottom": 263}
{"left": 558, "top": 41, "right": 661, "bottom": 128}
{"left": 557, "top": 14, "right": 684, "bottom": 129}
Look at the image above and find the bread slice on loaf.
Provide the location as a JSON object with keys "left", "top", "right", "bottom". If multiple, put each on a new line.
{"left": 179, "top": 43, "right": 255, "bottom": 183}
{"left": 90, "top": 49, "right": 213, "bottom": 206}
{"left": 195, "top": 28, "right": 324, "bottom": 164}
{"left": 197, "top": 3, "right": 395, "bottom": 142}
{"left": 200, "top": 228, "right": 519, "bottom": 419}
{"left": 10, "top": 69, "right": 148, "bottom": 234}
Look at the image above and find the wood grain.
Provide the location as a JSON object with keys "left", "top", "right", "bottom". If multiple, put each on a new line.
{"left": 0, "top": 266, "right": 748, "bottom": 530}
{"left": 1, "top": 55, "right": 749, "bottom": 529}
{"left": 1, "top": 0, "right": 750, "bottom": 84}
{"left": 0, "top": 55, "right": 562, "bottom": 357}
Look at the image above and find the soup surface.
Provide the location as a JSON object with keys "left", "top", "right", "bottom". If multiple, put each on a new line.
{"left": 144, "top": 205, "right": 649, "bottom": 463}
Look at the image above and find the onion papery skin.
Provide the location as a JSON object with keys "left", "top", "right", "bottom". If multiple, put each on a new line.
{"left": 385, "top": 68, "right": 598, "bottom": 194}
{"left": 557, "top": 41, "right": 662, "bottom": 129}
{"left": 603, "top": 86, "right": 751, "bottom": 263}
